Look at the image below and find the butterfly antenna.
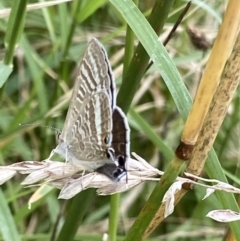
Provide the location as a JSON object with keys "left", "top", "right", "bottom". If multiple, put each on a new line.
{"left": 19, "top": 123, "right": 62, "bottom": 135}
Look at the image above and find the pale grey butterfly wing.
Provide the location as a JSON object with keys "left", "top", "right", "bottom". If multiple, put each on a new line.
{"left": 56, "top": 38, "right": 116, "bottom": 171}
{"left": 63, "top": 92, "right": 112, "bottom": 164}
{"left": 60, "top": 38, "right": 116, "bottom": 142}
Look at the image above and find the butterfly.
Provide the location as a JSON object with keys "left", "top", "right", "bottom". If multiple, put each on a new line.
{"left": 53, "top": 38, "right": 130, "bottom": 181}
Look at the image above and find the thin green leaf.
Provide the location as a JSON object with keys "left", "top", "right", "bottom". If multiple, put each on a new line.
{"left": 111, "top": 0, "right": 192, "bottom": 118}
{"left": 129, "top": 108, "right": 174, "bottom": 161}
{"left": 40, "top": 0, "right": 57, "bottom": 44}
{"left": 57, "top": 189, "right": 95, "bottom": 241}
{"left": 0, "top": 62, "right": 13, "bottom": 88}
{"left": 78, "top": 0, "right": 108, "bottom": 23}
{"left": 4, "top": 0, "right": 28, "bottom": 65}
{"left": 20, "top": 36, "right": 48, "bottom": 114}
{"left": 110, "top": 0, "right": 240, "bottom": 238}
{"left": 0, "top": 190, "right": 21, "bottom": 241}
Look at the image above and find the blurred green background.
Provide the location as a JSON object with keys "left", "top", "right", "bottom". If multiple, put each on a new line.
{"left": 0, "top": 1, "right": 239, "bottom": 241}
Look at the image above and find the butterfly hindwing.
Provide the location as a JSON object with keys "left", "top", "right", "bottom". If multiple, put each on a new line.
{"left": 57, "top": 91, "right": 114, "bottom": 170}
{"left": 112, "top": 107, "right": 130, "bottom": 162}
{"left": 96, "top": 107, "right": 130, "bottom": 180}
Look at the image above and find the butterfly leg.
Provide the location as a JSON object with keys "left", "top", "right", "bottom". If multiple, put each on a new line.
{"left": 47, "top": 148, "right": 57, "bottom": 160}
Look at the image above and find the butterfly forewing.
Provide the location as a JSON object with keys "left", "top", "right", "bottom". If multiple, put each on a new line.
{"left": 56, "top": 39, "right": 116, "bottom": 170}
{"left": 60, "top": 38, "right": 116, "bottom": 142}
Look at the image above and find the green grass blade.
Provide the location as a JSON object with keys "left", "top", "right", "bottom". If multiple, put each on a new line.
{"left": 129, "top": 108, "right": 173, "bottom": 160}
{"left": 110, "top": 0, "right": 240, "bottom": 238}
{"left": 40, "top": 0, "right": 57, "bottom": 44}
{"left": 115, "top": 0, "right": 177, "bottom": 114}
{"left": 109, "top": 194, "right": 120, "bottom": 241}
{"left": 0, "top": 190, "right": 21, "bottom": 241}
{"left": 4, "top": 0, "right": 28, "bottom": 65}
{"left": 0, "top": 63, "right": 12, "bottom": 88}
{"left": 58, "top": 2, "right": 68, "bottom": 52}
{"left": 20, "top": 36, "right": 48, "bottom": 114}
{"left": 78, "top": 0, "right": 108, "bottom": 23}
{"left": 56, "top": 189, "right": 95, "bottom": 241}
{"left": 111, "top": 0, "right": 192, "bottom": 118}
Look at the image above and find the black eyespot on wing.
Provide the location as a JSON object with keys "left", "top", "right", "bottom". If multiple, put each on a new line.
{"left": 113, "top": 167, "right": 124, "bottom": 179}
{"left": 106, "top": 151, "right": 111, "bottom": 159}
{"left": 117, "top": 155, "right": 125, "bottom": 168}
{"left": 104, "top": 134, "right": 111, "bottom": 144}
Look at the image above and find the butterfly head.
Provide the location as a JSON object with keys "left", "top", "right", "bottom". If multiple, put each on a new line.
{"left": 96, "top": 154, "right": 127, "bottom": 182}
